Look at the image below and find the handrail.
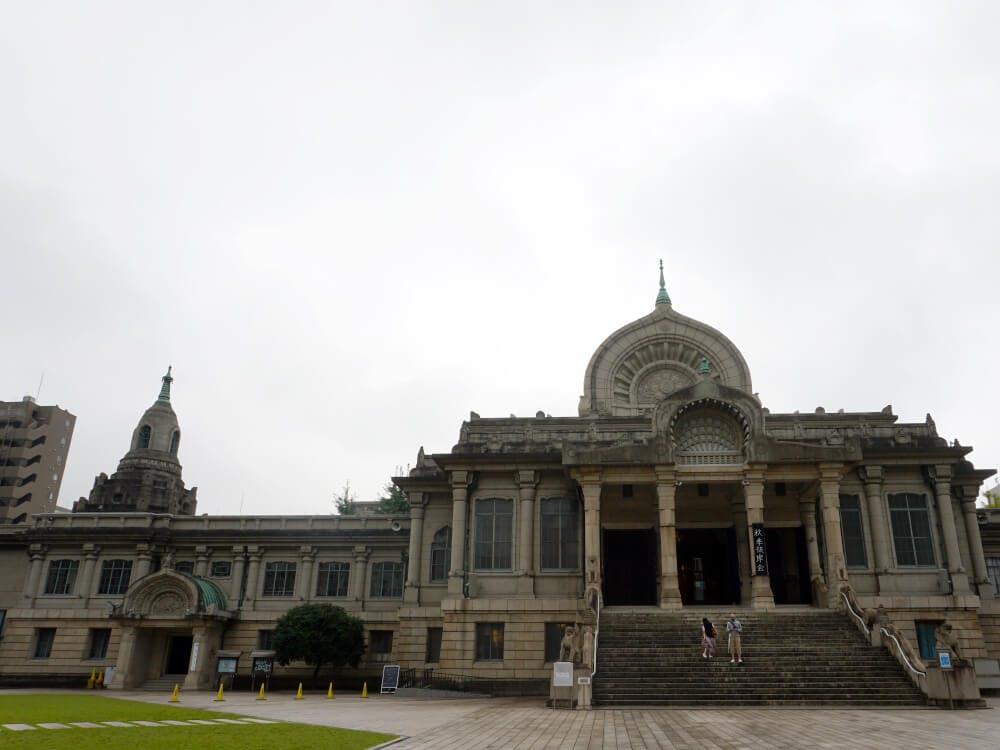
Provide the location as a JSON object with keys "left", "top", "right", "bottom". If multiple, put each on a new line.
{"left": 840, "top": 589, "right": 870, "bottom": 638}
{"left": 880, "top": 626, "right": 926, "bottom": 679}
{"left": 589, "top": 586, "right": 601, "bottom": 678}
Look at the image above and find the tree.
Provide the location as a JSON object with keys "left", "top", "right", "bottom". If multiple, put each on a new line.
{"left": 271, "top": 603, "right": 365, "bottom": 685}
{"left": 985, "top": 489, "right": 1000, "bottom": 509}
{"left": 376, "top": 479, "right": 409, "bottom": 515}
{"left": 333, "top": 481, "right": 357, "bottom": 515}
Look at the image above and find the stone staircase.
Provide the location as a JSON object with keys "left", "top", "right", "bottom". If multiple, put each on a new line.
{"left": 138, "top": 675, "right": 186, "bottom": 692}
{"left": 592, "top": 608, "right": 926, "bottom": 707}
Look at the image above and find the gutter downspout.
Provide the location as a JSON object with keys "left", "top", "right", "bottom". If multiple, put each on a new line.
{"left": 463, "top": 472, "right": 479, "bottom": 599}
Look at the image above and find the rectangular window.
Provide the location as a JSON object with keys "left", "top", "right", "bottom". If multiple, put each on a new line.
{"left": 262, "top": 561, "right": 296, "bottom": 596}
{"left": 425, "top": 627, "right": 442, "bottom": 664}
{"left": 540, "top": 498, "right": 580, "bottom": 571}
{"left": 97, "top": 560, "right": 133, "bottom": 595}
{"left": 257, "top": 630, "right": 273, "bottom": 650}
{"left": 174, "top": 561, "right": 195, "bottom": 575}
{"left": 316, "top": 561, "right": 350, "bottom": 597}
{"left": 210, "top": 561, "right": 232, "bottom": 578}
{"left": 44, "top": 559, "right": 79, "bottom": 595}
{"left": 34, "top": 628, "right": 56, "bottom": 659}
{"left": 87, "top": 628, "right": 111, "bottom": 660}
{"left": 544, "top": 622, "right": 574, "bottom": 663}
{"left": 369, "top": 562, "right": 403, "bottom": 598}
{"left": 369, "top": 630, "right": 393, "bottom": 664}
{"left": 475, "top": 622, "right": 504, "bottom": 661}
{"left": 915, "top": 621, "right": 941, "bottom": 660}
{"left": 839, "top": 494, "right": 868, "bottom": 569}
{"left": 987, "top": 557, "right": 1000, "bottom": 596}
{"left": 474, "top": 498, "right": 513, "bottom": 571}
{"left": 888, "top": 493, "right": 936, "bottom": 567}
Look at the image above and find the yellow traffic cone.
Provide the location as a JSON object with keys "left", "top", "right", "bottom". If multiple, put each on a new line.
{"left": 327, "top": 682, "right": 334, "bottom": 699}
{"left": 361, "top": 681, "right": 368, "bottom": 698}
{"left": 257, "top": 683, "right": 266, "bottom": 701}
{"left": 96, "top": 670, "right": 104, "bottom": 687}
{"left": 169, "top": 684, "right": 180, "bottom": 703}
{"left": 87, "top": 668, "right": 96, "bottom": 689}
{"left": 215, "top": 683, "right": 225, "bottom": 702}
{"left": 295, "top": 682, "right": 303, "bottom": 700}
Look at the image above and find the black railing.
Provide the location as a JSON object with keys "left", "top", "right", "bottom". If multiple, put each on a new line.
{"left": 395, "top": 667, "right": 545, "bottom": 697}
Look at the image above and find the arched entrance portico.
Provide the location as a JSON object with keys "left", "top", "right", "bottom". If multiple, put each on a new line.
{"left": 107, "top": 569, "right": 232, "bottom": 690}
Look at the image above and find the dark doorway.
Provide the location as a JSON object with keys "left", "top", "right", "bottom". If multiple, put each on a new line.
{"left": 165, "top": 635, "right": 193, "bottom": 675}
{"left": 676, "top": 528, "right": 741, "bottom": 605}
{"left": 602, "top": 528, "right": 657, "bottom": 605}
{"left": 765, "top": 527, "right": 812, "bottom": 604}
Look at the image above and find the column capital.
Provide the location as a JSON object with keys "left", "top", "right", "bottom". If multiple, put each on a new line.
{"left": 231, "top": 545, "right": 245, "bottom": 555}
{"left": 408, "top": 490, "right": 429, "bottom": 510}
{"left": 818, "top": 463, "right": 845, "bottom": 483}
{"left": 450, "top": 470, "right": 471, "bottom": 487}
{"left": 82, "top": 543, "right": 101, "bottom": 558}
{"left": 653, "top": 466, "right": 676, "bottom": 484}
{"left": 743, "top": 467, "right": 766, "bottom": 485}
{"left": 515, "top": 469, "right": 539, "bottom": 488}
{"left": 28, "top": 543, "right": 47, "bottom": 560}
{"left": 857, "top": 465, "right": 883, "bottom": 484}
{"left": 352, "top": 545, "right": 371, "bottom": 561}
{"left": 929, "top": 464, "right": 953, "bottom": 483}
{"left": 298, "top": 545, "right": 316, "bottom": 559}
{"left": 572, "top": 468, "right": 603, "bottom": 487}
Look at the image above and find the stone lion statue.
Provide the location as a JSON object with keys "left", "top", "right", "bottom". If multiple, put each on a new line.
{"left": 935, "top": 622, "right": 964, "bottom": 662}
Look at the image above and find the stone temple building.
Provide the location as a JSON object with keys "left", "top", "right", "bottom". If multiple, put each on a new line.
{"left": 0, "top": 269, "right": 998, "bottom": 700}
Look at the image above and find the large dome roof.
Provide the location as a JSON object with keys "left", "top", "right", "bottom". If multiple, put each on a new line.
{"left": 579, "top": 270, "right": 752, "bottom": 417}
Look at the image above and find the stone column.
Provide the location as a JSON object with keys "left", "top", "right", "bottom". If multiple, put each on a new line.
{"left": 447, "top": 472, "right": 469, "bottom": 596}
{"left": 516, "top": 470, "right": 538, "bottom": 596}
{"left": 134, "top": 544, "right": 153, "bottom": 580}
{"left": 743, "top": 472, "right": 774, "bottom": 609}
{"left": 799, "top": 495, "right": 824, "bottom": 602}
{"left": 932, "top": 465, "right": 970, "bottom": 593}
{"left": 352, "top": 546, "right": 371, "bottom": 601}
{"left": 79, "top": 544, "right": 100, "bottom": 606}
{"left": 655, "top": 468, "right": 682, "bottom": 609}
{"left": 229, "top": 546, "right": 246, "bottom": 609}
{"left": 244, "top": 546, "right": 261, "bottom": 606}
{"left": 731, "top": 491, "right": 752, "bottom": 604}
{"left": 579, "top": 474, "right": 602, "bottom": 590}
{"left": 24, "top": 544, "right": 47, "bottom": 602}
{"left": 296, "top": 546, "right": 315, "bottom": 601}
{"left": 405, "top": 493, "right": 426, "bottom": 603}
{"left": 194, "top": 546, "right": 211, "bottom": 578}
{"left": 108, "top": 624, "right": 138, "bottom": 689}
{"left": 858, "top": 466, "right": 891, "bottom": 588}
{"left": 958, "top": 490, "right": 992, "bottom": 598}
{"left": 184, "top": 623, "right": 222, "bottom": 691}
{"left": 819, "top": 465, "right": 848, "bottom": 607}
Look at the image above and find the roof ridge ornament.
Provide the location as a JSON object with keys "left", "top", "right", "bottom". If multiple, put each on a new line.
{"left": 655, "top": 259, "right": 672, "bottom": 307}
{"left": 157, "top": 366, "right": 173, "bottom": 403}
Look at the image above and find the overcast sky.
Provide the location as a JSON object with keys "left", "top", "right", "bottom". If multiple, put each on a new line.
{"left": 3, "top": 2, "right": 998, "bottom": 515}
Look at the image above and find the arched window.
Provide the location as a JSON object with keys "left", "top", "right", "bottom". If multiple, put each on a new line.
{"left": 430, "top": 527, "right": 452, "bottom": 582}
{"left": 138, "top": 425, "right": 152, "bottom": 449}
{"left": 169, "top": 430, "right": 180, "bottom": 455}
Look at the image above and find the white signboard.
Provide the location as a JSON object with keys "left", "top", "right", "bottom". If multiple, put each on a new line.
{"left": 938, "top": 651, "right": 952, "bottom": 669}
{"left": 553, "top": 661, "right": 574, "bottom": 687}
{"left": 188, "top": 641, "right": 200, "bottom": 672}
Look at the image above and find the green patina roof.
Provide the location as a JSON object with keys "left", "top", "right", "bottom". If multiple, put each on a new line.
{"left": 157, "top": 366, "right": 173, "bottom": 403}
{"left": 186, "top": 574, "right": 228, "bottom": 610}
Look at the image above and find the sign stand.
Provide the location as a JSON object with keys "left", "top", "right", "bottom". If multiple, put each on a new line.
{"left": 552, "top": 661, "right": 574, "bottom": 710}
{"left": 380, "top": 664, "right": 400, "bottom": 694}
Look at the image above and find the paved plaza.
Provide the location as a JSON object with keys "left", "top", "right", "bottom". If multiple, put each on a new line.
{"left": 4, "top": 689, "right": 997, "bottom": 748}
{"left": 116, "top": 689, "right": 997, "bottom": 749}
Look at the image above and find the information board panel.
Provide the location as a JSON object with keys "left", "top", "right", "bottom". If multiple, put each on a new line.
{"left": 381, "top": 664, "right": 401, "bottom": 693}
{"left": 553, "top": 661, "right": 574, "bottom": 687}
{"left": 752, "top": 523, "right": 768, "bottom": 575}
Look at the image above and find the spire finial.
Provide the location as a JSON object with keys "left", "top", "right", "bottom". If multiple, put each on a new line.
{"left": 157, "top": 366, "right": 173, "bottom": 403}
{"left": 655, "top": 259, "right": 672, "bottom": 306}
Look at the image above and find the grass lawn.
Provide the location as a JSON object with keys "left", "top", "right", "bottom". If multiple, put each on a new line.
{"left": 0, "top": 694, "right": 396, "bottom": 750}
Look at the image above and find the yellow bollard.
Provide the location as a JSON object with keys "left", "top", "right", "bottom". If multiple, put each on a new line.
{"left": 169, "top": 684, "right": 180, "bottom": 703}
{"left": 361, "top": 681, "right": 368, "bottom": 699}
{"left": 295, "top": 682, "right": 303, "bottom": 700}
{"left": 87, "top": 668, "right": 96, "bottom": 689}
{"left": 257, "top": 683, "right": 266, "bottom": 701}
{"left": 215, "top": 683, "right": 225, "bottom": 702}
{"left": 327, "top": 682, "right": 334, "bottom": 699}
{"left": 95, "top": 670, "right": 104, "bottom": 687}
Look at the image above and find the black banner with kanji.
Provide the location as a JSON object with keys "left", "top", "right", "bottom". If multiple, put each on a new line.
{"left": 752, "top": 523, "right": 768, "bottom": 575}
